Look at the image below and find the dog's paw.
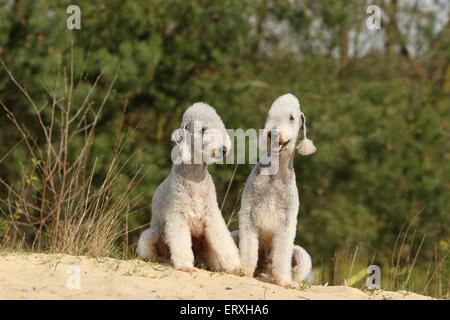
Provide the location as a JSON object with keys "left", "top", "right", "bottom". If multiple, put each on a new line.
{"left": 227, "top": 267, "right": 245, "bottom": 276}
{"left": 136, "top": 256, "right": 147, "bottom": 261}
{"left": 275, "top": 278, "right": 297, "bottom": 288}
{"left": 241, "top": 268, "right": 254, "bottom": 277}
{"left": 176, "top": 266, "right": 196, "bottom": 273}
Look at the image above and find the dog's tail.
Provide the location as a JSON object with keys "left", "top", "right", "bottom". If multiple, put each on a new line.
{"left": 136, "top": 228, "right": 158, "bottom": 259}
{"left": 292, "top": 245, "right": 313, "bottom": 283}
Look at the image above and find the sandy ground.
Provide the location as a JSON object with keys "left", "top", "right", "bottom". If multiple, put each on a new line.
{"left": 0, "top": 253, "right": 433, "bottom": 300}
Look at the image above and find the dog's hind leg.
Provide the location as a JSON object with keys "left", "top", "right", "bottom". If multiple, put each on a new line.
{"left": 292, "top": 245, "right": 313, "bottom": 283}
{"left": 136, "top": 228, "right": 159, "bottom": 260}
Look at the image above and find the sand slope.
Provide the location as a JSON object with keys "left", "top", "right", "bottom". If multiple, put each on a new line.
{"left": 0, "top": 253, "right": 432, "bottom": 300}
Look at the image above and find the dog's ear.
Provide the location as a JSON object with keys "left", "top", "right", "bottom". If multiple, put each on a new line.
{"left": 296, "top": 113, "right": 316, "bottom": 156}
{"left": 171, "top": 128, "right": 185, "bottom": 144}
{"left": 171, "top": 123, "right": 192, "bottom": 164}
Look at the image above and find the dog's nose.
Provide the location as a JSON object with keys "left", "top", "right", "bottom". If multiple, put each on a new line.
{"left": 267, "top": 128, "right": 280, "bottom": 139}
{"left": 268, "top": 128, "right": 279, "bottom": 140}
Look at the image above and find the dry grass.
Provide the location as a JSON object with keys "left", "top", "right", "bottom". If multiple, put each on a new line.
{"left": 317, "top": 209, "right": 449, "bottom": 299}
{"left": 0, "top": 52, "right": 142, "bottom": 258}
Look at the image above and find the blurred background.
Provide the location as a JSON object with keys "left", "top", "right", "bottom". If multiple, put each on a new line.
{"left": 0, "top": 0, "right": 449, "bottom": 297}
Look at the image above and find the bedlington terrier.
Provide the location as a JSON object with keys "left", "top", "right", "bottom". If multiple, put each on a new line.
{"left": 238, "top": 93, "right": 316, "bottom": 287}
{"left": 230, "top": 230, "right": 312, "bottom": 283}
{"left": 137, "top": 102, "right": 241, "bottom": 273}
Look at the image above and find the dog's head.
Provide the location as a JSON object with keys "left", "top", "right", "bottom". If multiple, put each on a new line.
{"left": 261, "top": 93, "right": 316, "bottom": 157}
{"left": 172, "top": 102, "right": 231, "bottom": 165}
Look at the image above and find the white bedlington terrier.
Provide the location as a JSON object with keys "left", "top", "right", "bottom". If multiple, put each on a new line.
{"left": 230, "top": 230, "right": 312, "bottom": 284}
{"left": 238, "top": 93, "right": 316, "bottom": 287}
{"left": 137, "top": 102, "right": 241, "bottom": 273}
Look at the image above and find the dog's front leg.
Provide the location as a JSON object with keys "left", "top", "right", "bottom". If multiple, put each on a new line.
{"left": 239, "top": 214, "right": 259, "bottom": 277}
{"left": 164, "top": 215, "right": 195, "bottom": 272}
{"left": 271, "top": 228, "right": 295, "bottom": 287}
{"left": 204, "top": 208, "right": 241, "bottom": 273}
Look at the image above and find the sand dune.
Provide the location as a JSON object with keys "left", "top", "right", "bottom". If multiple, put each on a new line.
{"left": 0, "top": 253, "right": 432, "bottom": 300}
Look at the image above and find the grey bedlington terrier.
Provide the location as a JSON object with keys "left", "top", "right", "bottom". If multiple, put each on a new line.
{"left": 137, "top": 102, "right": 241, "bottom": 273}
{"left": 238, "top": 93, "right": 316, "bottom": 287}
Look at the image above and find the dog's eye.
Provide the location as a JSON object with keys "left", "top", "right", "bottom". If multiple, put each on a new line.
{"left": 289, "top": 114, "right": 295, "bottom": 121}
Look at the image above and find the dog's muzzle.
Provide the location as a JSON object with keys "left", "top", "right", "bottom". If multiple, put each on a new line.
{"left": 210, "top": 146, "right": 228, "bottom": 160}
{"left": 267, "top": 130, "right": 290, "bottom": 153}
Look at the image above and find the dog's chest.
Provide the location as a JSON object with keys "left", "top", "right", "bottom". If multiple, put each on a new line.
{"left": 183, "top": 182, "right": 210, "bottom": 237}
{"left": 250, "top": 175, "right": 296, "bottom": 232}
{"left": 187, "top": 197, "right": 207, "bottom": 237}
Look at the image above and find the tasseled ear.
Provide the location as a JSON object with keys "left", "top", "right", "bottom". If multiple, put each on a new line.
{"left": 179, "top": 140, "right": 192, "bottom": 164}
{"left": 297, "top": 137, "right": 316, "bottom": 156}
{"left": 297, "top": 113, "right": 317, "bottom": 156}
{"left": 171, "top": 124, "right": 192, "bottom": 164}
